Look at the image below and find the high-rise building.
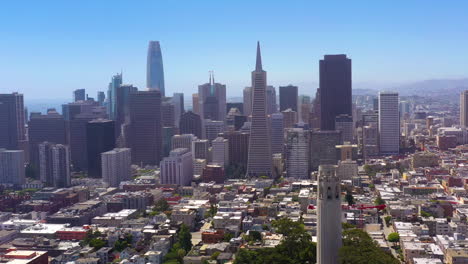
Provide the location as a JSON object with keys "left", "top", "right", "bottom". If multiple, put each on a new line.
{"left": 309, "top": 88, "right": 321, "bottom": 129}
{"left": 107, "top": 73, "right": 123, "bottom": 120}
{"left": 270, "top": 113, "right": 284, "bottom": 154}
{"left": 62, "top": 100, "right": 101, "bottom": 121}
{"left": 227, "top": 103, "right": 244, "bottom": 115}
{"left": 101, "top": 148, "right": 131, "bottom": 187}
{"left": 246, "top": 42, "right": 272, "bottom": 177}
{"left": 86, "top": 119, "right": 115, "bottom": 177}
{"left": 28, "top": 111, "right": 67, "bottom": 173}
{"left": 172, "top": 134, "right": 197, "bottom": 151}
{"left": 160, "top": 148, "right": 193, "bottom": 186}
{"left": 192, "top": 94, "right": 200, "bottom": 115}
{"left": 309, "top": 130, "right": 342, "bottom": 170}
{"left": 161, "top": 101, "right": 176, "bottom": 128}
{"left": 266, "top": 86, "right": 277, "bottom": 115}
{"left": 147, "top": 41, "right": 165, "bottom": 96}
{"left": 282, "top": 108, "right": 297, "bottom": 128}
{"left": 202, "top": 164, "right": 225, "bottom": 184}
{"left": 162, "top": 127, "right": 175, "bottom": 158}
{"left": 319, "top": 55, "right": 352, "bottom": 130}
{"left": 38, "top": 142, "right": 70, "bottom": 188}
{"left": 97, "top": 91, "right": 105, "bottom": 106}
{"left": 279, "top": 85, "right": 298, "bottom": 112}
{"left": 114, "top": 84, "right": 138, "bottom": 138}
{"left": 73, "top": 89, "right": 86, "bottom": 102}
{"left": 198, "top": 73, "right": 226, "bottom": 123}
{"left": 193, "top": 159, "right": 207, "bottom": 176}
{"left": 212, "top": 137, "right": 229, "bottom": 166}
{"left": 0, "top": 149, "right": 25, "bottom": 186}
{"left": 379, "top": 92, "right": 399, "bottom": 155}
{"left": 299, "top": 95, "right": 311, "bottom": 123}
{"left": 220, "top": 131, "right": 249, "bottom": 167}
{"left": 128, "top": 91, "right": 162, "bottom": 165}
{"left": 192, "top": 139, "right": 210, "bottom": 160}
{"left": 317, "top": 165, "right": 342, "bottom": 264}
{"left": 172, "top": 93, "right": 184, "bottom": 128}
{"left": 460, "top": 91, "right": 468, "bottom": 127}
{"left": 363, "top": 124, "right": 379, "bottom": 158}
{"left": 204, "top": 120, "right": 225, "bottom": 142}
{"left": 335, "top": 114, "right": 354, "bottom": 143}
{"left": 0, "top": 93, "right": 26, "bottom": 150}
{"left": 243, "top": 87, "right": 252, "bottom": 117}
{"left": 285, "top": 128, "right": 309, "bottom": 179}
{"left": 180, "top": 111, "right": 202, "bottom": 138}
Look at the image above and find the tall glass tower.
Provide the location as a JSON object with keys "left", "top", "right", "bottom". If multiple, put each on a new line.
{"left": 147, "top": 41, "right": 165, "bottom": 97}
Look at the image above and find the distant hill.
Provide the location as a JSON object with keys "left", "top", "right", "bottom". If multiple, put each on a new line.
{"left": 392, "top": 78, "right": 468, "bottom": 97}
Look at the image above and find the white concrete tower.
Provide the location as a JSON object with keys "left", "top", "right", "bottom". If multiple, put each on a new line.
{"left": 317, "top": 164, "right": 342, "bottom": 264}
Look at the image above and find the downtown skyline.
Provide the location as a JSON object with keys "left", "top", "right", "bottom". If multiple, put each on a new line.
{"left": 1, "top": 1, "right": 468, "bottom": 99}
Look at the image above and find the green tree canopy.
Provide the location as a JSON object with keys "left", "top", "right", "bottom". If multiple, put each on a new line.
{"left": 387, "top": 232, "right": 400, "bottom": 243}
{"left": 179, "top": 224, "right": 192, "bottom": 252}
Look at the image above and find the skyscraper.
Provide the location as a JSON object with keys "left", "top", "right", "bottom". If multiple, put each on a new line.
{"left": 128, "top": 91, "right": 162, "bottom": 165}
{"left": 285, "top": 128, "right": 309, "bottom": 179}
{"left": 220, "top": 131, "right": 249, "bottom": 167}
{"left": 38, "top": 142, "right": 70, "bottom": 188}
{"left": 270, "top": 113, "right": 284, "bottom": 155}
{"left": 279, "top": 85, "right": 298, "bottom": 112}
{"left": 115, "top": 84, "right": 138, "bottom": 139}
{"left": 107, "top": 73, "right": 123, "bottom": 120}
{"left": 172, "top": 134, "right": 197, "bottom": 151}
{"left": 172, "top": 93, "right": 184, "bottom": 128}
{"left": 147, "top": 41, "right": 165, "bottom": 96}
{"left": 204, "top": 120, "right": 225, "bottom": 142}
{"left": 317, "top": 165, "right": 342, "bottom": 264}
{"left": 101, "top": 148, "right": 131, "bottom": 187}
{"left": 379, "top": 92, "right": 399, "bottom": 155}
{"left": 335, "top": 114, "right": 354, "bottom": 143}
{"left": 460, "top": 90, "right": 468, "bottom": 127}
{"left": 246, "top": 42, "right": 272, "bottom": 177}
{"left": 97, "top": 91, "right": 105, "bottom": 106}
{"left": 212, "top": 137, "right": 229, "bottom": 166}
{"left": 309, "top": 130, "right": 342, "bottom": 170}
{"left": 243, "top": 87, "right": 252, "bottom": 117}
{"left": 198, "top": 73, "right": 226, "bottom": 123}
{"left": 86, "top": 119, "right": 115, "bottom": 177}
{"left": 192, "top": 139, "right": 210, "bottom": 160}
{"left": 0, "top": 93, "right": 26, "bottom": 150}
{"left": 282, "top": 108, "right": 298, "bottom": 129}
{"left": 73, "top": 89, "right": 86, "bottom": 102}
{"left": 0, "top": 149, "right": 25, "bottom": 186}
{"left": 319, "top": 55, "right": 352, "bottom": 130}
{"left": 180, "top": 111, "right": 202, "bottom": 138}
{"left": 161, "top": 101, "right": 176, "bottom": 128}
{"left": 266, "top": 86, "right": 277, "bottom": 115}
{"left": 192, "top": 93, "right": 200, "bottom": 115}
{"left": 160, "top": 148, "right": 193, "bottom": 186}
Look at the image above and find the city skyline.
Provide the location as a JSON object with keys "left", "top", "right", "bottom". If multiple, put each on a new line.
{"left": 1, "top": 1, "right": 468, "bottom": 99}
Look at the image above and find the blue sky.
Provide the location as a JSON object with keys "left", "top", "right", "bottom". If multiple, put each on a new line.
{"left": 1, "top": 1, "right": 467, "bottom": 100}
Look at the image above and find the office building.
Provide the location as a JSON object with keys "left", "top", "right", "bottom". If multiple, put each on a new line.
{"left": 227, "top": 102, "right": 244, "bottom": 115}
{"left": 204, "top": 120, "right": 225, "bottom": 142}
{"left": 180, "top": 111, "right": 202, "bottom": 138}
{"left": 193, "top": 159, "right": 207, "bottom": 176}
{"left": 335, "top": 114, "right": 354, "bottom": 143}
{"left": 279, "top": 85, "right": 298, "bottom": 112}
{"left": 379, "top": 92, "right": 399, "bottom": 155}
{"left": 86, "top": 119, "right": 115, "bottom": 177}
{"left": 198, "top": 73, "right": 226, "bottom": 123}
{"left": 172, "top": 93, "right": 184, "bottom": 128}
{"left": 461, "top": 90, "right": 468, "bottom": 127}
{"left": 310, "top": 130, "right": 342, "bottom": 170}
{"left": 73, "top": 89, "right": 86, "bottom": 102}
{"left": 162, "top": 127, "right": 175, "bottom": 158}
{"left": 161, "top": 101, "right": 176, "bottom": 128}
{"left": 160, "top": 148, "right": 193, "bottom": 186}
{"left": 319, "top": 55, "right": 352, "bottom": 130}
{"left": 220, "top": 131, "right": 249, "bottom": 166}
{"left": 285, "top": 128, "right": 309, "bottom": 179}
{"left": 192, "top": 139, "right": 210, "bottom": 160}
{"left": 282, "top": 108, "right": 297, "bottom": 128}
{"left": 243, "top": 87, "right": 252, "bottom": 117}
{"left": 246, "top": 42, "right": 272, "bottom": 177}
{"left": 0, "top": 149, "right": 25, "bottom": 185}
{"left": 317, "top": 165, "right": 342, "bottom": 264}
{"left": 97, "top": 91, "right": 105, "bottom": 105}
{"left": 107, "top": 73, "right": 123, "bottom": 120}
{"left": 212, "top": 137, "right": 229, "bottom": 166}
{"left": 128, "top": 90, "right": 162, "bottom": 165}
{"left": 147, "top": 41, "right": 165, "bottom": 96}
{"left": 299, "top": 95, "right": 311, "bottom": 123}
{"left": 172, "top": 134, "right": 197, "bottom": 151}
{"left": 38, "top": 142, "right": 70, "bottom": 188}
{"left": 192, "top": 93, "right": 200, "bottom": 115}
{"left": 266, "top": 85, "right": 277, "bottom": 115}
{"left": 363, "top": 124, "right": 379, "bottom": 158}
{"left": 28, "top": 111, "right": 67, "bottom": 172}
{"left": 114, "top": 84, "right": 138, "bottom": 138}
{"left": 101, "top": 148, "right": 131, "bottom": 187}
{"left": 0, "top": 93, "right": 26, "bottom": 150}
{"left": 202, "top": 164, "right": 225, "bottom": 184}
{"left": 270, "top": 113, "right": 284, "bottom": 154}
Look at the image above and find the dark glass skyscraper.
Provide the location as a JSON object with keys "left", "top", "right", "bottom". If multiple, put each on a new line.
{"left": 0, "top": 93, "right": 26, "bottom": 150}
{"left": 147, "top": 41, "right": 165, "bottom": 97}
{"left": 180, "top": 111, "right": 202, "bottom": 138}
{"left": 246, "top": 42, "right": 272, "bottom": 177}
{"left": 279, "top": 85, "right": 298, "bottom": 112}
{"left": 86, "top": 119, "right": 115, "bottom": 177}
{"left": 319, "top": 55, "right": 352, "bottom": 130}
{"left": 73, "top": 89, "right": 86, "bottom": 102}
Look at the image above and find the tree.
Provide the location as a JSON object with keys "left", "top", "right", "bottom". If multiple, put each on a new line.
{"left": 178, "top": 224, "right": 192, "bottom": 252}
{"left": 384, "top": 216, "right": 392, "bottom": 226}
{"left": 89, "top": 238, "right": 106, "bottom": 250}
{"left": 374, "top": 195, "right": 385, "bottom": 206}
{"left": 153, "top": 199, "right": 170, "bottom": 212}
{"left": 223, "top": 232, "right": 234, "bottom": 242}
{"left": 420, "top": 210, "right": 433, "bottom": 218}
{"left": 340, "top": 228, "right": 398, "bottom": 264}
{"left": 211, "top": 251, "right": 220, "bottom": 260}
{"left": 387, "top": 232, "right": 400, "bottom": 244}
{"left": 345, "top": 191, "right": 355, "bottom": 206}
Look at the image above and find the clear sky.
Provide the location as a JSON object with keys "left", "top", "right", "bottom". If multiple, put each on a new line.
{"left": 1, "top": 0, "right": 467, "bottom": 100}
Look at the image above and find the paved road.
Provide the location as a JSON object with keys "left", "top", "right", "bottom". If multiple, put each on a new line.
{"left": 380, "top": 215, "right": 402, "bottom": 263}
